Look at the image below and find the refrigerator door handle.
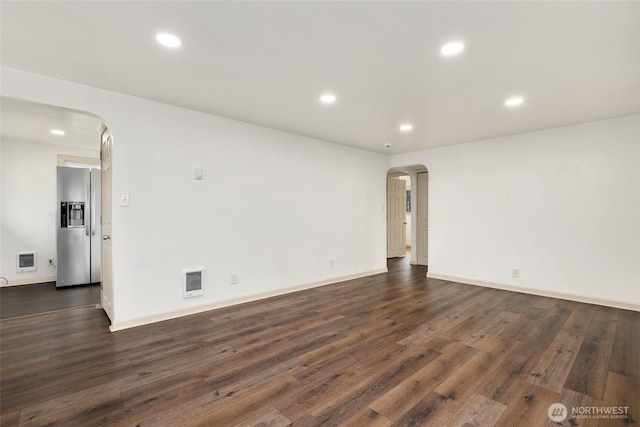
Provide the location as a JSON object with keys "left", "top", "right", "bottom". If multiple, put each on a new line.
{"left": 86, "top": 181, "right": 90, "bottom": 236}
{"left": 91, "top": 179, "right": 96, "bottom": 236}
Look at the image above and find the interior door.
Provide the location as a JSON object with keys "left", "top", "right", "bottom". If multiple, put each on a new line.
{"left": 387, "top": 177, "right": 407, "bottom": 258}
{"left": 417, "top": 172, "right": 428, "bottom": 266}
{"left": 100, "top": 127, "right": 114, "bottom": 322}
{"left": 90, "top": 170, "right": 101, "bottom": 283}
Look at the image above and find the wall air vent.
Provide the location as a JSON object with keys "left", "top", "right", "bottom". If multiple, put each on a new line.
{"left": 182, "top": 268, "right": 203, "bottom": 298}
{"left": 17, "top": 251, "right": 37, "bottom": 272}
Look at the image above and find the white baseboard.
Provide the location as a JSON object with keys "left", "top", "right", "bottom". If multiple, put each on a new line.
{"left": 1, "top": 275, "right": 57, "bottom": 287}
{"left": 109, "top": 268, "right": 388, "bottom": 332}
{"left": 427, "top": 272, "right": 640, "bottom": 312}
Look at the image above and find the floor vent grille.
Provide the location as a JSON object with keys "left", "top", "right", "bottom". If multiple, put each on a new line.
{"left": 183, "top": 268, "right": 203, "bottom": 298}
{"left": 17, "top": 252, "right": 37, "bottom": 272}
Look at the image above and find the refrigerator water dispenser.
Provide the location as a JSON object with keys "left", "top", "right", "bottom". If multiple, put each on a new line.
{"left": 60, "top": 202, "right": 85, "bottom": 228}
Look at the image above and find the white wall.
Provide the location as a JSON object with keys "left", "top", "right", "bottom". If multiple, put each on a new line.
{"left": 392, "top": 115, "right": 640, "bottom": 310}
{"left": 1, "top": 67, "right": 389, "bottom": 329}
{"left": 0, "top": 138, "right": 99, "bottom": 285}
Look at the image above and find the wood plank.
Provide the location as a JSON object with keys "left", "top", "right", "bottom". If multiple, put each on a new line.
{"left": 493, "top": 383, "right": 558, "bottom": 427}
{"left": 460, "top": 311, "right": 520, "bottom": 349}
{"left": 230, "top": 407, "right": 291, "bottom": 427}
{"left": 304, "top": 346, "right": 440, "bottom": 425}
{"left": 609, "top": 309, "right": 640, "bottom": 378}
{"left": 276, "top": 342, "right": 437, "bottom": 424}
{"left": 392, "top": 391, "right": 461, "bottom": 426}
{"left": 443, "top": 393, "right": 506, "bottom": 427}
{"left": 560, "top": 301, "right": 596, "bottom": 337}
{"left": 369, "top": 342, "right": 477, "bottom": 421}
{"left": 396, "top": 288, "right": 493, "bottom": 348}
{"left": 289, "top": 414, "right": 320, "bottom": 426}
{"left": 0, "top": 410, "right": 20, "bottom": 427}
{"left": 557, "top": 388, "right": 601, "bottom": 427}
{"left": 499, "top": 306, "right": 551, "bottom": 341}
{"left": 17, "top": 376, "right": 128, "bottom": 427}
{"left": 563, "top": 317, "right": 616, "bottom": 399}
{"left": 434, "top": 350, "right": 500, "bottom": 402}
{"left": 341, "top": 407, "right": 393, "bottom": 427}
{"left": 119, "top": 373, "right": 215, "bottom": 422}
{"left": 599, "top": 371, "right": 639, "bottom": 426}
{"left": 528, "top": 332, "right": 584, "bottom": 392}
{"left": 476, "top": 304, "right": 574, "bottom": 405}
{"left": 473, "top": 335, "right": 515, "bottom": 356}
{"left": 139, "top": 374, "right": 299, "bottom": 426}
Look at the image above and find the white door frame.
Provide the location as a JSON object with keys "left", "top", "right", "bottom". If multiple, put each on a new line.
{"left": 387, "top": 166, "right": 428, "bottom": 266}
{"left": 416, "top": 172, "right": 428, "bottom": 266}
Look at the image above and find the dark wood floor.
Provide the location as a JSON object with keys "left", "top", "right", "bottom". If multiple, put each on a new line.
{"left": 0, "top": 282, "right": 100, "bottom": 319}
{"left": 1, "top": 258, "right": 638, "bottom": 426}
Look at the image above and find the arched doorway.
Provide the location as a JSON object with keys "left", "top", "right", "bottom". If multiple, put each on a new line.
{"left": 0, "top": 96, "right": 113, "bottom": 322}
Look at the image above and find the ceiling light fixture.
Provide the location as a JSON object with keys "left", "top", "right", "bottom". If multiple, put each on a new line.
{"left": 156, "top": 33, "right": 182, "bottom": 48}
{"left": 440, "top": 41, "right": 465, "bottom": 56}
{"left": 320, "top": 94, "right": 337, "bottom": 104}
{"left": 50, "top": 129, "right": 65, "bottom": 136}
{"left": 399, "top": 124, "right": 413, "bottom": 132}
{"left": 505, "top": 96, "right": 525, "bottom": 107}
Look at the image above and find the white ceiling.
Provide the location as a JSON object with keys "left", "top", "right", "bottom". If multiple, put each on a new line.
{"left": 1, "top": 97, "right": 102, "bottom": 149}
{"left": 1, "top": 1, "right": 638, "bottom": 154}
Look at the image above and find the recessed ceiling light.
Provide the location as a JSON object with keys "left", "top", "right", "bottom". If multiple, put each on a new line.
{"left": 440, "top": 41, "right": 465, "bottom": 56}
{"left": 50, "top": 129, "right": 65, "bottom": 136}
{"left": 320, "top": 94, "right": 337, "bottom": 104}
{"left": 505, "top": 96, "right": 525, "bottom": 107}
{"left": 399, "top": 124, "right": 413, "bottom": 132}
{"left": 156, "top": 33, "right": 182, "bottom": 48}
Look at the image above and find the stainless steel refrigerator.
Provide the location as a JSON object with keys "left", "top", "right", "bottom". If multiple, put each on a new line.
{"left": 56, "top": 166, "right": 101, "bottom": 287}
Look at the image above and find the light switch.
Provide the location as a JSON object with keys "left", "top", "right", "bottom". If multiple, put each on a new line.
{"left": 120, "top": 193, "right": 130, "bottom": 207}
{"left": 194, "top": 167, "right": 203, "bottom": 180}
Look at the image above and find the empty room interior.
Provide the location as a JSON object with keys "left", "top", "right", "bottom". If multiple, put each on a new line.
{"left": 0, "top": 2, "right": 638, "bottom": 426}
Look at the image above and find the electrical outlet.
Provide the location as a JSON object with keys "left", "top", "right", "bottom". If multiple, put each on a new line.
{"left": 231, "top": 273, "right": 238, "bottom": 285}
{"left": 512, "top": 268, "right": 520, "bottom": 278}
{"left": 330, "top": 259, "right": 335, "bottom": 268}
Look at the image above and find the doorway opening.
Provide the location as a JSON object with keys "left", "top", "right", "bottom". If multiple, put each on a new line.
{"left": 387, "top": 165, "right": 428, "bottom": 268}
{"left": 0, "top": 97, "right": 113, "bottom": 323}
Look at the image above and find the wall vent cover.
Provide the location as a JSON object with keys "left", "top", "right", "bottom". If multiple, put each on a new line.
{"left": 17, "top": 252, "right": 37, "bottom": 273}
{"left": 182, "top": 268, "right": 203, "bottom": 298}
